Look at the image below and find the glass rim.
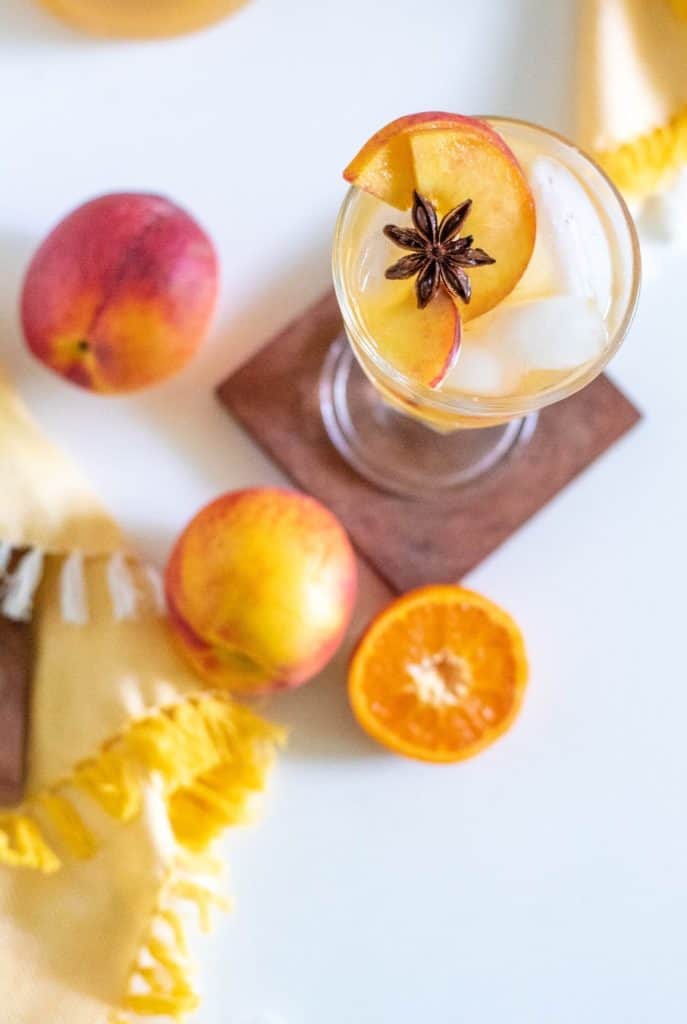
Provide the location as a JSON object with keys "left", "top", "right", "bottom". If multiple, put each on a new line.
{"left": 331, "top": 115, "right": 642, "bottom": 419}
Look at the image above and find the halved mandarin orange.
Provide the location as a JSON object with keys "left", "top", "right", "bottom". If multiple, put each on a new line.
{"left": 349, "top": 585, "right": 528, "bottom": 763}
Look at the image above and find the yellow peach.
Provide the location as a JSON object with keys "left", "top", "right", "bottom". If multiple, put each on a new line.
{"left": 37, "top": 0, "right": 249, "bottom": 39}
{"left": 165, "top": 489, "right": 358, "bottom": 694}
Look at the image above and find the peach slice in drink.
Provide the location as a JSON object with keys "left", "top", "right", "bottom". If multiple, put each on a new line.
{"left": 359, "top": 278, "right": 461, "bottom": 389}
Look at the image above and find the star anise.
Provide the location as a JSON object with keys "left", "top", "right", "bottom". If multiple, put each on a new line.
{"left": 384, "top": 191, "right": 496, "bottom": 309}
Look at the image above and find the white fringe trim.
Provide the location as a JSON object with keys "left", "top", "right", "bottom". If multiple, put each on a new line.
{"left": 87, "top": 553, "right": 165, "bottom": 623}
{"left": 106, "top": 551, "right": 140, "bottom": 621}
{"left": 59, "top": 551, "right": 89, "bottom": 625}
{"left": 2, "top": 548, "right": 44, "bottom": 622}
{"left": 0, "top": 544, "right": 165, "bottom": 625}
{"left": 143, "top": 564, "right": 166, "bottom": 615}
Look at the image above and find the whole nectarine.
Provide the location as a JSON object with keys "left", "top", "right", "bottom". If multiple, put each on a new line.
{"left": 21, "top": 193, "right": 218, "bottom": 393}
{"left": 165, "top": 489, "right": 358, "bottom": 694}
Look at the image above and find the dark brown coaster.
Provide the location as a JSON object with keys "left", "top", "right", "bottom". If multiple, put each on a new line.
{"left": 0, "top": 616, "right": 33, "bottom": 806}
{"left": 217, "top": 290, "right": 641, "bottom": 594}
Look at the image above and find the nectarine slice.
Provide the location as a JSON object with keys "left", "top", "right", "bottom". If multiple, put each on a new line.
{"left": 343, "top": 116, "right": 420, "bottom": 211}
{"left": 344, "top": 112, "right": 520, "bottom": 211}
{"left": 360, "top": 280, "right": 461, "bottom": 388}
{"left": 410, "top": 127, "right": 536, "bottom": 320}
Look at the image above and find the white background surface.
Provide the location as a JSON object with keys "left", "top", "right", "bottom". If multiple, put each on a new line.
{"left": 1, "top": 1, "right": 686, "bottom": 1022}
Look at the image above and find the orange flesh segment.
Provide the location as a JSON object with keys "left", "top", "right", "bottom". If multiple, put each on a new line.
{"left": 359, "top": 281, "right": 461, "bottom": 388}
{"left": 410, "top": 127, "right": 536, "bottom": 320}
{"left": 348, "top": 586, "right": 528, "bottom": 763}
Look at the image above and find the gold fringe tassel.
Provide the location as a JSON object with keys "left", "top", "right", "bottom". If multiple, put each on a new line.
{"left": 73, "top": 746, "right": 142, "bottom": 821}
{"left": 50, "top": 695, "right": 284, "bottom": 850}
{"left": 170, "top": 878, "right": 231, "bottom": 931}
{"left": 38, "top": 792, "right": 98, "bottom": 859}
{"left": 115, "top": 862, "right": 236, "bottom": 1022}
{"left": 114, "top": 699, "right": 282, "bottom": 1021}
{"left": 1, "top": 695, "right": 283, "bottom": 871}
{"left": 0, "top": 813, "right": 60, "bottom": 873}
{"left": 596, "top": 104, "right": 687, "bottom": 199}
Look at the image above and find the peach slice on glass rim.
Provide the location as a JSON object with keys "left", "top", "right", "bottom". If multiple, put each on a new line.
{"left": 410, "top": 127, "right": 536, "bottom": 320}
{"left": 360, "top": 280, "right": 461, "bottom": 389}
{"left": 344, "top": 112, "right": 536, "bottom": 321}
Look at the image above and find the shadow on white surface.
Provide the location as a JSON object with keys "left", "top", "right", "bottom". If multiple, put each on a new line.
{"left": 255, "top": 661, "right": 383, "bottom": 763}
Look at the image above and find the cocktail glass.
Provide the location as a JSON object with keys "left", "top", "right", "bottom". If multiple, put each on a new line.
{"left": 324, "top": 117, "right": 640, "bottom": 499}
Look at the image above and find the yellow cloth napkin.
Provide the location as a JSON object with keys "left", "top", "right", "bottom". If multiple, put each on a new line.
{"left": 0, "top": 370, "right": 121, "bottom": 556}
{"left": 0, "top": 371, "right": 284, "bottom": 1024}
{"left": 579, "top": 0, "right": 687, "bottom": 199}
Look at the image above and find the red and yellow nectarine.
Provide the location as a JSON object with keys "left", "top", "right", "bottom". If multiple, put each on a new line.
{"left": 21, "top": 193, "right": 219, "bottom": 394}
{"left": 165, "top": 489, "right": 358, "bottom": 694}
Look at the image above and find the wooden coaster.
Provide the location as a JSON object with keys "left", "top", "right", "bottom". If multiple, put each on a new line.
{"left": 217, "top": 290, "right": 641, "bottom": 594}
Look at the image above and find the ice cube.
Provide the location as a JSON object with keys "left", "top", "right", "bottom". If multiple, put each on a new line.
{"left": 506, "top": 296, "right": 608, "bottom": 372}
{"left": 446, "top": 296, "right": 608, "bottom": 397}
{"left": 444, "top": 344, "right": 517, "bottom": 397}
{"left": 355, "top": 195, "right": 411, "bottom": 297}
{"left": 513, "top": 157, "right": 613, "bottom": 315}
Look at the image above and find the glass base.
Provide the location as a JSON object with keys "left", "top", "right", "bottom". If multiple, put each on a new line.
{"left": 320, "top": 337, "right": 538, "bottom": 500}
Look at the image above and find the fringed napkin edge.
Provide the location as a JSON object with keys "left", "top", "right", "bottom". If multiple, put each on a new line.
{"left": 0, "top": 690, "right": 285, "bottom": 1020}
{"left": 0, "top": 543, "right": 163, "bottom": 625}
{"left": 596, "top": 103, "right": 687, "bottom": 200}
{"left": 0, "top": 539, "right": 286, "bottom": 1021}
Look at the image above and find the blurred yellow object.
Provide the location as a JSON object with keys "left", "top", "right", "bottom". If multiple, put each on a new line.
{"left": 37, "top": 0, "right": 249, "bottom": 39}
{"left": 579, "top": 0, "right": 687, "bottom": 199}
